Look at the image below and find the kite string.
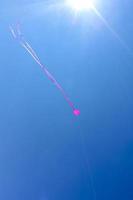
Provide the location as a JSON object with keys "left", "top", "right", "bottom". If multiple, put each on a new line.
{"left": 9, "top": 25, "right": 80, "bottom": 116}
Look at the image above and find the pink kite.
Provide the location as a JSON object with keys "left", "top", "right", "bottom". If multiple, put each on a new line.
{"left": 9, "top": 24, "right": 80, "bottom": 116}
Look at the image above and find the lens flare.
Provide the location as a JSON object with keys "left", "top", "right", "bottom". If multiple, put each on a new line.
{"left": 66, "top": 0, "right": 93, "bottom": 11}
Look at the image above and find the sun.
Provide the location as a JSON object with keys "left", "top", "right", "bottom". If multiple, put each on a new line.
{"left": 66, "top": 0, "right": 94, "bottom": 12}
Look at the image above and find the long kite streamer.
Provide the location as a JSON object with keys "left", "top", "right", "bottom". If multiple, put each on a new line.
{"left": 9, "top": 24, "right": 80, "bottom": 116}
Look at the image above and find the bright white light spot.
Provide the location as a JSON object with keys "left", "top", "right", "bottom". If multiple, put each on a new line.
{"left": 66, "top": 0, "right": 94, "bottom": 12}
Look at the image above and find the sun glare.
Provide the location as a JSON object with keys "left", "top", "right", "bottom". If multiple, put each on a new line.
{"left": 66, "top": 0, "right": 94, "bottom": 12}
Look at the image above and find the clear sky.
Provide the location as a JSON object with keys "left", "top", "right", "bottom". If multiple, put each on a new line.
{"left": 0, "top": 0, "right": 133, "bottom": 200}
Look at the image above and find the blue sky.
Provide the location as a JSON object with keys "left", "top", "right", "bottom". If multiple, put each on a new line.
{"left": 0, "top": 0, "right": 133, "bottom": 200}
